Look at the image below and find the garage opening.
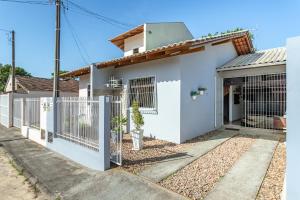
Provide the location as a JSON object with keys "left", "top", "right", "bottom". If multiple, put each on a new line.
{"left": 224, "top": 73, "right": 286, "bottom": 130}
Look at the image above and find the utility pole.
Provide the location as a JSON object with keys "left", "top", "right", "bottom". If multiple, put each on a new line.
{"left": 53, "top": 0, "right": 61, "bottom": 136}
{"left": 11, "top": 30, "right": 15, "bottom": 93}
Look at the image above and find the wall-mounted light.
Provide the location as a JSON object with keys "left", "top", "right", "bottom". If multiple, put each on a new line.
{"left": 190, "top": 87, "right": 207, "bottom": 100}
{"left": 197, "top": 87, "right": 207, "bottom": 95}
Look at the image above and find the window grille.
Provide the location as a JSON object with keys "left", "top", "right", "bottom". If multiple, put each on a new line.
{"left": 128, "top": 76, "right": 156, "bottom": 109}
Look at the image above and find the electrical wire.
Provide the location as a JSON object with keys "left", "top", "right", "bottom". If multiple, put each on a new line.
{"left": 0, "top": 0, "right": 50, "bottom": 5}
{"left": 0, "top": 28, "right": 11, "bottom": 33}
{"left": 66, "top": 0, "right": 135, "bottom": 29}
{"left": 0, "top": 0, "right": 136, "bottom": 29}
{"left": 62, "top": 6, "right": 90, "bottom": 65}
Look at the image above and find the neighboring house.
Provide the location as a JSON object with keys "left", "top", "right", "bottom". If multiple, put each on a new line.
{"left": 5, "top": 75, "right": 79, "bottom": 96}
{"left": 61, "top": 22, "right": 286, "bottom": 144}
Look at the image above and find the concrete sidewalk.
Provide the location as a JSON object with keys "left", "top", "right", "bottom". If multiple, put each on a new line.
{"left": 205, "top": 138, "right": 278, "bottom": 200}
{"left": 139, "top": 130, "right": 237, "bottom": 182}
{"left": 0, "top": 126, "right": 187, "bottom": 200}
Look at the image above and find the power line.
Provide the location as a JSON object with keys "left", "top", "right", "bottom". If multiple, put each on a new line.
{"left": 62, "top": 7, "right": 89, "bottom": 65}
{"left": 0, "top": 0, "right": 50, "bottom": 5}
{"left": 0, "top": 28, "right": 11, "bottom": 33}
{"left": 0, "top": 0, "right": 136, "bottom": 29}
{"left": 66, "top": 0, "right": 135, "bottom": 29}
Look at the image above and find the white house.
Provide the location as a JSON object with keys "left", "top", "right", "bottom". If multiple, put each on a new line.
{"left": 61, "top": 22, "right": 286, "bottom": 144}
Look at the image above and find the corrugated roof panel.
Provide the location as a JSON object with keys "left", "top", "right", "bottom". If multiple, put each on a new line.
{"left": 218, "top": 47, "right": 286, "bottom": 71}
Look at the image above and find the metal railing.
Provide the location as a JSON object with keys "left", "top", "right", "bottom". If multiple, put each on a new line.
{"left": 0, "top": 94, "right": 9, "bottom": 127}
{"left": 56, "top": 97, "right": 100, "bottom": 151}
{"left": 25, "top": 98, "right": 40, "bottom": 129}
{"left": 110, "top": 96, "right": 123, "bottom": 165}
{"left": 13, "top": 98, "right": 22, "bottom": 128}
{"left": 243, "top": 73, "right": 286, "bottom": 130}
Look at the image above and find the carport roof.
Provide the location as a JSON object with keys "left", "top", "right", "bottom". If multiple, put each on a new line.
{"left": 217, "top": 47, "right": 286, "bottom": 71}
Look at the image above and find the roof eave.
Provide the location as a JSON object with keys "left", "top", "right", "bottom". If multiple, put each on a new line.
{"left": 217, "top": 61, "right": 286, "bottom": 72}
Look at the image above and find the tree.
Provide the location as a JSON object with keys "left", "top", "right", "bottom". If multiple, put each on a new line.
{"left": 51, "top": 70, "right": 69, "bottom": 78}
{"left": 0, "top": 64, "right": 31, "bottom": 92}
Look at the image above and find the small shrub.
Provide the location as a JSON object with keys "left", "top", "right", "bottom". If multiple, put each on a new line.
{"left": 131, "top": 101, "right": 144, "bottom": 130}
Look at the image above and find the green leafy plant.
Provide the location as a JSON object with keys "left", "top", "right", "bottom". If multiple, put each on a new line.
{"left": 0, "top": 64, "right": 31, "bottom": 92}
{"left": 112, "top": 115, "right": 127, "bottom": 132}
{"left": 131, "top": 101, "right": 144, "bottom": 130}
{"left": 190, "top": 91, "right": 199, "bottom": 96}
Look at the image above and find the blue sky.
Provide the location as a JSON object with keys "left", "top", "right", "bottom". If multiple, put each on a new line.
{"left": 0, "top": 0, "right": 299, "bottom": 78}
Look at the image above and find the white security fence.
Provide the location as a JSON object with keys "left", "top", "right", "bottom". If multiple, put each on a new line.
{"left": 0, "top": 93, "right": 12, "bottom": 128}
{"left": 13, "top": 98, "right": 22, "bottom": 128}
{"left": 57, "top": 97, "right": 100, "bottom": 151}
{"left": 243, "top": 73, "right": 286, "bottom": 130}
{"left": 110, "top": 96, "right": 123, "bottom": 166}
{"left": 25, "top": 98, "right": 40, "bottom": 129}
{"left": 1, "top": 95, "right": 123, "bottom": 171}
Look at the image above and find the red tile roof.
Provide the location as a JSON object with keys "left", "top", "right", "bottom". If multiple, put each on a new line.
{"left": 16, "top": 76, "right": 78, "bottom": 93}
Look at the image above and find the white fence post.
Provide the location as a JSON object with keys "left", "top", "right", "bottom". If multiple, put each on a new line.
{"left": 99, "top": 96, "right": 111, "bottom": 171}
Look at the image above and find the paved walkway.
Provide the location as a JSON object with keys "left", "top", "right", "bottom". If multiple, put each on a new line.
{"left": 0, "top": 126, "right": 187, "bottom": 200}
{"left": 0, "top": 147, "right": 48, "bottom": 200}
{"left": 139, "top": 130, "right": 237, "bottom": 182}
{"left": 205, "top": 137, "right": 278, "bottom": 200}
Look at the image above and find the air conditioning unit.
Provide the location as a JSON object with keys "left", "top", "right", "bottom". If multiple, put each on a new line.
{"left": 105, "top": 76, "right": 122, "bottom": 89}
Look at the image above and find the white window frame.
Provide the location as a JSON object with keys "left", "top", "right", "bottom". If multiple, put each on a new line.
{"left": 127, "top": 75, "right": 157, "bottom": 112}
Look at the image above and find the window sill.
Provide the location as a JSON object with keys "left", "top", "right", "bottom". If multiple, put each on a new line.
{"left": 128, "top": 108, "right": 158, "bottom": 115}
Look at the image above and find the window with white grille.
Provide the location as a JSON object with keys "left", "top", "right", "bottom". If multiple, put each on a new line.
{"left": 128, "top": 76, "right": 156, "bottom": 109}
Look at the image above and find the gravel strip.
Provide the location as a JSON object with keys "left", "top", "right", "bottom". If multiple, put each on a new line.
{"left": 120, "top": 130, "right": 222, "bottom": 174}
{"left": 159, "top": 135, "right": 256, "bottom": 200}
{"left": 120, "top": 134, "right": 185, "bottom": 174}
{"left": 256, "top": 140, "right": 286, "bottom": 200}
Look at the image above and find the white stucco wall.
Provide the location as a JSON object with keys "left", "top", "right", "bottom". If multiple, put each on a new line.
{"left": 286, "top": 36, "right": 300, "bottom": 200}
{"left": 78, "top": 41, "right": 237, "bottom": 144}
{"left": 79, "top": 74, "right": 89, "bottom": 97}
{"left": 124, "top": 33, "right": 145, "bottom": 56}
{"left": 115, "top": 57, "right": 182, "bottom": 143}
{"left": 180, "top": 42, "right": 237, "bottom": 142}
{"left": 79, "top": 67, "right": 114, "bottom": 97}
{"left": 145, "top": 22, "right": 193, "bottom": 51}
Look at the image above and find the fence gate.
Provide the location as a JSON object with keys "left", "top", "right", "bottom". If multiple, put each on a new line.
{"left": 13, "top": 98, "right": 22, "bottom": 128}
{"left": 243, "top": 73, "right": 286, "bottom": 130}
{"left": 110, "top": 96, "right": 123, "bottom": 165}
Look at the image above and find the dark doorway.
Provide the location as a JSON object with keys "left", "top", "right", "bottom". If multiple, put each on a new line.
{"left": 223, "top": 86, "right": 229, "bottom": 124}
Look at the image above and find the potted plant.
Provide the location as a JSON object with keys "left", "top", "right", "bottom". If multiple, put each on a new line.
{"left": 111, "top": 115, "right": 127, "bottom": 143}
{"left": 190, "top": 91, "right": 199, "bottom": 100}
{"left": 130, "top": 101, "right": 144, "bottom": 150}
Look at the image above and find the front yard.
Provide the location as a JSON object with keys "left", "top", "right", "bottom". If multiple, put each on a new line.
{"left": 120, "top": 130, "right": 220, "bottom": 174}
{"left": 160, "top": 135, "right": 255, "bottom": 199}
{"left": 120, "top": 130, "right": 286, "bottom": 200}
